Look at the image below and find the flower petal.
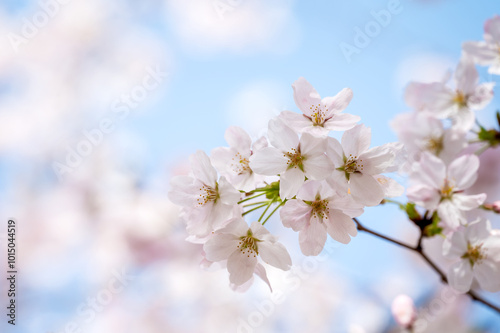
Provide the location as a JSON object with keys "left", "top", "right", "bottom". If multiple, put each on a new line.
{"left": 447, "top": 260, "right": 473, "bottom": 293}
{"left": 249, "top": 147, "right": 288, "bottom": 175}
{"left": 280, "top": 167, "right": 305, "bottom": 199}
{"left": 280, "top": 199, "right": 312, "bottom": 231}
{"left": 451, "top": 193, "right": 486, "bottom": 211}
{"left": 448, "top": 154, "right": 479, "bottom": 190}
{"left": 204, "top": 234, "right": 239, "bottom": 261}
{"left": 323, "top": 87, "right": 353, "bottom": 114}
{"left": 342, "top": 124, "right": 371, "bottom": 158}
{"left": 268, "top": 118, "right": 299, "bottom": 152}
{"left": 258, "top": 240, "right": 292, "bottom": 270}
{"left": 324, "top": 113, "right": 360, "bottom": 131}
{"left": 349, "top": 173, "right": 385, "bottom": 207}
{"left": 225, "top": 126, "right": 252, "bottom": 152}
{"left": 324, "top": 210, "right": 357, "bottom": 244}
{"left": 191, "top": 150, "right": 218, "bottom": 187}
{"left": 298, "top": 216, "right": 328, "bottom": 256}
{"left": 227, "top": 250, "right": 258, "bottom": 286}
{"left": 292, "top": 77, "right": 322, "bottom": 115}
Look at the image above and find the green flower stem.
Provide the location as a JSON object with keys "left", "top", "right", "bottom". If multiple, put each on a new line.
{"left": 262, "top": 200, "right": 286, "bottom": 225}
{"left": 238, "top": 192, "right": 266, "bottom": 204}
{"left": 382, "top": 198, "right": 405, "bottom": 209}
{"left": 242, "top": 203, "right": 269, "bottom": 216}
{"left": 258, "top": 196, "right": 277, "bottom": 222}
{"left": 243, "top": 200, "right": 271, "bottom": 208}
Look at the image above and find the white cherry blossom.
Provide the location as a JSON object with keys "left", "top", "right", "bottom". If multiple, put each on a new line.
{"left": 443, "top": 219, "right": 500, "bottom": 293}
{"left": 168, "top": 150, "right": 241, "bottom": 238}
{"left": 211, "top": 126, "right": 267, "bottom": 192}
{"left": 204, "top": 218, "right": 292, "bottom": 287}
{"left": 463, "top": 15, "right": 500, "bottom": 75}
{"left": 405, "top": 57, "right": 495, "bottom": 131}
{"left": 407, "top": 152, "right": 486, "bottom": 230}
{"left": 280, "top": 180, "right": 363, "bottom": 255}
{"left": 249, "top": 118, "right": 334, "bottom": 199}
{"left": 326, "top": 124, "right": 401, "bottom": 206}
{"left": 278, "top": 77, "right": 360, "bottom": 137}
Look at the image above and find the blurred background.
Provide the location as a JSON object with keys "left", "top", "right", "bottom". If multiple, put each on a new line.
{"left": 0, "top": 0, "right": 499, "bottom": 332}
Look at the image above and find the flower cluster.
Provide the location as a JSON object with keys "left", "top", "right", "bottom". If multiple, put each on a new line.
{"left": 169, "top": 15, "right": 500, "bottom": 298}
{"left": 169, "top": 77, "right": 403, "bottom": 289}
{"left": 392, "top": 15, "right": 500, "bottom": 293}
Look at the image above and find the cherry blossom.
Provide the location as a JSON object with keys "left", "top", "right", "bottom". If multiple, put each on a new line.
{"left": 405, "top": 57, "right": 495, "bottom": 131}
{"left": 211, "top": 126, "right": 267, "bottom": 192}
{"left": 278, "top": 77, "right": 360, "bottom": 137}
{"left": 249, "top": 118, "right": 333, "bottom": 199}
{"left": 326, "top": 124, "right": 401, "bottom": 206}
{"left": 280, "top": 180, "right": 363, "bottom": 255}
{"left": 463, "top": 15, "right": 500, "bottom": 75}
{"left": 407, "top": 152, "right": 486, "bottom": 230}
{"left": 443, "top": 219, "right": 500, "bottom": 293}
{"left": 203, "top": 218, "right": 292, "bottom": 287}
{"left": 391, "top": 295, "right": 417, "bottom": 329}
{"left": 168, "top": 150, "right": 241, "bottom": 238}
{"left": 391, "top": 111, "right": 467, "bottom": 165}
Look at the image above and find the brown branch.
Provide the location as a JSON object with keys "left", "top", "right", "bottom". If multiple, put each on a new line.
{"left": 353, "top": 218, "right": 500, "bottom": 315}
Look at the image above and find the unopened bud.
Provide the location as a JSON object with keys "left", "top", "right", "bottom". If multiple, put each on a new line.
{"left": 391, "top": 294, "right": 417, "bottom": 328}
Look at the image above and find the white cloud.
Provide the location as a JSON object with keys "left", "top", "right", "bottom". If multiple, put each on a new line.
{"left": 165, "top": 0, "right": 300, "bottom": 55}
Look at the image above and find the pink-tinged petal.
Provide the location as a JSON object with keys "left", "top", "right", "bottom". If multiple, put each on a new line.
{"left": 225, "top": 126, "right": 252, "bottom": 152}
{"left": 326, "top": 137, "right": 344, "bottom": 167}
{"left": 227, "top": 250, "right": 258, "bottom": 286}
{"left": 218, "top": 217, "right": 249, "bottom": 235}
{"left": 252, "top": 136, "right": 268, "bottom": 152}
{"left": 475, "top": 261, "right": 500, "bottom": 292}
{"left": 465, "top": 219, "right": 491, "bottom": 244}
{"left": 323, "top": 87, "right": 353, "bottom": 114}
{"left": 268, "top": 118, "right": 300, "bottom": 152}
{"left": 342, "top": 124, "right": 371, "bottom": 157}
{"left": 298, "top": 216, "right": 328, "bottom": 256}
{"left": 455, "top": 57, "right": 479, "bottom": 95}
{"left": 462, "top": 41, "right": 499, "bottom": 65}
{"left": 292, "top": 77, "right": 322, "bottom": 115}
{"left": 249, "top": 147, "right": 288, "bottom": 175}
{"left": 191, "top": 150, "right": 218, "bottom": 187}
{"left": 254, "top": 263, "right": 272, "bottom": 292}
{"left": 303, "top": 154, "right": 334, "bottom": 181}
{"left": 204, "top": 234, "right": 239, "bottom": 261}
{"left": 300, "top": 132, "right": 327, "bottom": 156}
{"left": 280, "top": 199, "right": 312, "bottom": 231}
{"left": 411, "top": 152, "right": 446, "bottom": 189}
{"left": 302, "top": 125, "right": 332, "bottom": 137}
{"left": 324, "top": 210, "right": 357, "bottom": 244}
{"left": 328, "top": 195, "right": 364, "bottom": 217}
{"left": 210, "top": 147, "right": 235, "bottom": 175}
{"left": 278, "top": 110, "right": 314, "bottom": 134}
{"left": 316, "top": 180, "right": 336, "bottom": 199}
{"left": 280, "top": 167, "right": 305, "bottom": 199}
{"left": 168, "top": 176, "right": 197, "bottom": 206}
{"left": 349, "top": 173, "right": 385, "bottom": 207}
{"left": 358, "top": 144, "right": 395, "bottom": 175}
{"left": 326, "top": 170, "right": 349, "bottom": 196}
{"left": 405, "top": 82, "right": 450, "bottom": 112}
{"left": 185, "top": 205, "right": 214, "bottom": 237}
{"left": 258, "top": 241, "right": 292, "bottom": 270}
{"left": 406, "top": 184, "right": 441, "bottom": 210}
{"left": 451, "top": 108, "right": 475, "bottom": 132}
{"left": 484, "top": 15, "right": 500, "bottom": 43}
{"left": 218, "top": 176, "right": 241, "bottom": 205}
{"left": 451, "top": 193, "right": 486, "bottom": 211}
{"left": 447, "top": 260, "right": 473, "bottom": 293}
{"left": 440, "top": 129, "right": 467, "bottom": 164}
{"left": 469, "top": 82, "right": 495, "bottom": 110}
{"left": 249, "top": 221, "right": 272, "bottom": 239}
{"left": 296, "top": 180, "right": 322, "bottom": 201}
{"left": 442, "top": 232, "right": 467, "bottom": 259}
{"left": 323, "top": 113, "right": 360, "bottom": 131}
{"left": 375, "top": 175, "right": 404, "bottom": 198}
{"left": 210, "top": 202, "right": 236, "bottom": 231}
{"left": 437, "top": 200, "right": 464, "bottom": 230}
{"left": 448, "top": 154, "right": 479, "bottom": 190}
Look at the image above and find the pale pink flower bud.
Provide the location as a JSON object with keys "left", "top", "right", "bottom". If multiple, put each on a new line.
{"left": 391, "top": 294, "right": 417, "bottom": 328}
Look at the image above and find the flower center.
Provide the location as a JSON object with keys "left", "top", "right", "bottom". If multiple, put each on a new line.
{"left": 307, "top": 103, "right": 328, "bottom": 126}
{"left": 310, "top": 198, "right": 329, "bottom": 220}
{"left": 237, "top": 229, "right": 261, "bottom": 257}
{"left": 196, "top": 183, "right": 218, "bottom": 206}
{"left": 425, "top": 136, "right": 444, "bottom": 155}
{"left": 440, "top": 180, "right": 455, "bottom": 199}
{"left": 337, "top": 154, "right": 364, "bottom": 180}
{"left": 231, "top": 152, "right": 251, "bottom": 175}
{"left": 453, "top": 91, "right": 468, "bottom": 108}
{"left": 285, "top": 147, "right": 305, "bottom": 171}
{"left": 461, "top": 242, "right": 486, "bottom": 267}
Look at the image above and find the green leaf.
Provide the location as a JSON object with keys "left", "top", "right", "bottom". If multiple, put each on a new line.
{"left": 424, "top": 212, "right": 443, "bottom": 237}
{"left": 405, "top": 203, "right": 421, "bottom": 221}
